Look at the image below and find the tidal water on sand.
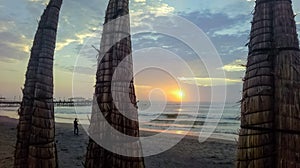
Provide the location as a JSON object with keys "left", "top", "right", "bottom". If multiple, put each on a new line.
{"left": 0, "top": 101, "right": 240, "bottom": 141}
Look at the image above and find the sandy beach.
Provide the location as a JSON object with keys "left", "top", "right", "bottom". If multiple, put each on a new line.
{"left": 0, "top": 116, "right": 236, "bottom": 168}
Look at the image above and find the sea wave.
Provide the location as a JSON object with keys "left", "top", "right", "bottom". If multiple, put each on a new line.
{"left": 0, "top": 103, "right": 240, "bottom": 141}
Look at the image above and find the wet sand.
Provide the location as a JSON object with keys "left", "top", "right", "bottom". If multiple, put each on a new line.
{"left": 0, "top": 116, "right": 236, "bottom": 168}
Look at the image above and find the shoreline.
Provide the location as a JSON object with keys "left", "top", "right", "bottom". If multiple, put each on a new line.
{"left": 0, "top": 109, "right": 239, "bottom": 142}
{"left": 0, "top": 116, "right": 236, "bottom": 168}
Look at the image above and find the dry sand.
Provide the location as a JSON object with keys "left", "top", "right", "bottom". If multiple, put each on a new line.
{"left": 0, "top": 116, "right": 236, "bottom": 168}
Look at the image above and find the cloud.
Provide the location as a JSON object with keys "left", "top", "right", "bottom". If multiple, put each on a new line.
{"left": 228, "top": 46, "right": 247, "bottom": 54}
{"left": 75, "top": 32, "right": 95, "bottom": 44}
{"left": 134, "top": 0, "right": 146, "bottom": 3}
{"left": 178, "top": 10, "right": 250, "bottom": 60}
{"left": 5, "top": 41, "right": 30, "bottom": 54}
{"left": 0, "top": 21, "right": 15, "bottom": 33}
{"left": 73, "top": 66, "right": 95, "bottom": 75}
{"left": 219, "top": 59, "right": 246, "bottom": 72}
{"left": 147, "top": 3, "right": 175, "bottom": 16}
{"left": 56, "top": 32, "right": 96, "bottom": 51}
{"left": 134, "top": 85, "right": 152, "bottom": 89}
{"left": 211, "top": 21, "right": 250, "bottom": 37}
{"left": 56, "top": 64, "right": 96, "bottom": 75}
{"left": 56, "top": 39, "right": 78, "bottom": 51}
{"left": 27, "top": 0, "right": 48, "bottom": 3}
{"left": 130, "top": 1, "right": 175, "bottom": 28}
{"left": 0, "top": 31, "right": 32, "bottom": 61}
{"left": 206, "top": 0, "right": 254, "bottom": 18}
{"left": 178, "top": 77, "right": 241, "bottom": 87}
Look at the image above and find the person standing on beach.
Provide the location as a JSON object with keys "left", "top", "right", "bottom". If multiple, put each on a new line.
{"left": 74, "top": 118, "right": 79, "bottom": 135}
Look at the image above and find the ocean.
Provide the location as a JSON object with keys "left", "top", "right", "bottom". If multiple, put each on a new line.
{"left": 0, "top": 101, "right": 240, "bottom": 141}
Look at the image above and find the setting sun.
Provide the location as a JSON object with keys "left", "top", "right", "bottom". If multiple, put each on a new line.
{"left": 177, "top": 90, "right": 184, "bottom": 98}
{"left": 173, "top": 90, "right": 184, "bottom": 101}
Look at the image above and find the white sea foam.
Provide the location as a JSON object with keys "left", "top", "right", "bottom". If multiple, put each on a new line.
{"left": 0, "top": 102, "right": 240, "bottom": 141}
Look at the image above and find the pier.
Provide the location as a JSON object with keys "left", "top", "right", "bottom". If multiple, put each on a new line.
{"left": 0, "top": 100, "right": 92, "bottom": 107}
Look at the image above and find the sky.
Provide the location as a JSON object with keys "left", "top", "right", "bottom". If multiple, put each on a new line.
{"left": 0, "top": 0, "right": 299, "bottom": 103}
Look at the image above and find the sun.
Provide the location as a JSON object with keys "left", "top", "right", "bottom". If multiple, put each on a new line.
{"left": 177, "top": 90, "right": 184, "bottom": 98}
{"left": 174, "top": 90, "right": 184, "bottom": 100}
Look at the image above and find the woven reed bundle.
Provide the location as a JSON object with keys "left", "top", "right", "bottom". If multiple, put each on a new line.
{"left": 237, "top": 0, "right": 300, "bottom": 167}
{"left": 85, "top": 0, "right": 145, "bottom": 168}
{"left": 14, "top": 0, "right": 62, "bottom": 168}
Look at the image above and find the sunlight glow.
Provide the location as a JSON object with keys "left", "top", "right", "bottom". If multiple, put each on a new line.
{"left": 172, "top": 89, "right": 184, "bottom": 101}
{"left": 175, "top": 130, "right": 184, "bottom": 135}
{"left": 177, "top": 90, "right": 184, "bottom": 98}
